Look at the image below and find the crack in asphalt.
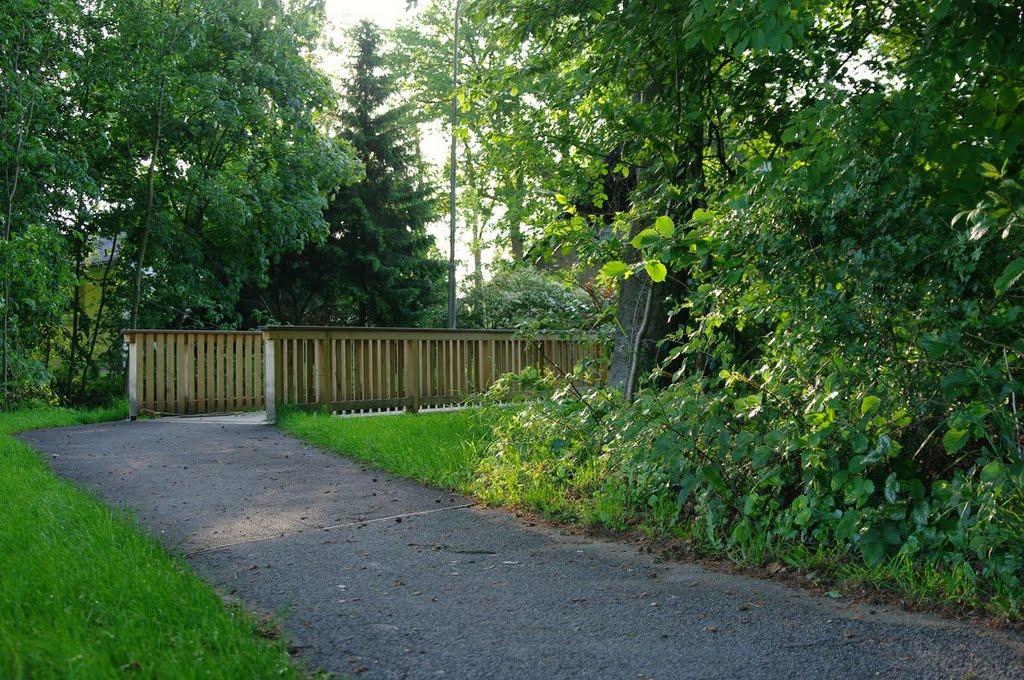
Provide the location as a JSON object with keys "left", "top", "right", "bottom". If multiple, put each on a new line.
{"left": 185, "top": 503, "right": 477, "bottom": 558}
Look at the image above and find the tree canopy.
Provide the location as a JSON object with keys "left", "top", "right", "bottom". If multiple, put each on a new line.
{"left": 397, "top": 0, "right": 1024, "bottom": 606}
{"left": 249, "top": 21, "right": 446, "bottom": 327}
{"left": 1, "top": 0, "right": 361, "bottom": 406}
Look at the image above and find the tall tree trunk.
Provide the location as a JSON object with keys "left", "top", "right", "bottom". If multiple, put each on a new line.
{"left": 607, "top": 62, "right": 706, "bottom": 395}
{"left": 447, "top": 0, "right": 462, "bottom": 329}
{"left": 508, "top": 175, "right": 525, "bottom": 260}
{"left": 81, "top": 233, "right": 119, "bottom": 396}
{"left": 606, "top": 255, "right": 685, "bottom": 393}
{"left": 130, "top": 79, "right": 165, "bottom": 329}
{"left": 464, "top": 145, "right": 485, "bottom": 289}
{"left": 66, "top": 253, "right": 84, "bottom": 404}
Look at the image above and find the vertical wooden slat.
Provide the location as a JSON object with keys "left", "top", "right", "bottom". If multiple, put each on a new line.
{"left": 249, "top": 333, "right": 258, "bottom": 409}
{"left": 455, "top": 341, "right": 463, "bottom": 396}
{"left": 287, "top": 339, "right": 296, "bottom": 404}
{"left": 330, "top": 338, "right": 338, "bottom": 403}
{"left": 384, "top": 340, "right": 392, "bottom": 398}
{"left": 239, "top": 334, "right": 249, "bottom": 409}
{"left": 241, "top": 333, "right": 250, "bottom": 410}
{"left": 316, "top": 335, "right": 332, "bottom": 408}
{"left": 258, "top": 334, "right": 266, "bottom": 408}
{"left": 173, "top": 333, "right": 184, "bottom": 413}
{"left": 446, "top": 339, "right": 454, "bottom": 397}
{"left": 199, "top": 334, "right": 210, "bottom": 412}
{"left": 212, "top": 333, "right": 221, "bottom": 412}
{"left": 143, "top": 334, "right": 154, "bottom": 413}
{"left": 238, "top": 334, "right": 246, "bottom": 410}
{"left": 158, "top": 333, "right": 169, "bottom": 414}
{"left": 425, "top": 340, "right": 433, "bottom": 397}
{"left": 280, "top": 338, "right": 290, "bottom": 405}
{"left": 338, "top": 338, "right": 348, "bottom": 402}
{"left": 274, "top": 338, "right": 285, "bottom": 413}
{"left": 295, "top": 339, "right": 302, "bottom": 404}
{"left": 363, "top": 339, "right": 371, "bottom": 400}
{"left": 186, "top": 333, "right": 196, "bottom": 414}
{"left": 376, "top": 339, "right": 384, "bottom": 399}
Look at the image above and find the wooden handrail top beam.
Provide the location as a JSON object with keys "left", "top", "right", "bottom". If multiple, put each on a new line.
{"left": 258, "top": 326, "right": 598, "bottom": 341}
{"left": 122, "top": 329, "right": 262, "bottom": 342}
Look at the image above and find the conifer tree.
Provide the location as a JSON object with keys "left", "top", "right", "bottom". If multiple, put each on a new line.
{"left": 255, "top": 21, "right": 445, "bottom": 327}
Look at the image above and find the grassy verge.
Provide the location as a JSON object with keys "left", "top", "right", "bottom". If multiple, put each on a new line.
{"left": 0, "top": 403, "right": 306, "bottom": 678}
{"left": 279, "top": 407, "right": 1021, "bottom": 623}
{"left": 278, "top": 408, "right": 484, "bottom": 492}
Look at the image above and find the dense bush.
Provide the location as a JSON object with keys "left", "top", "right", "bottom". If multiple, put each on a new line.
{"left": 457, "top": 267, "right": 601, "bottom": 331}
{"left": 474, "top": 365, "right": 1023, "bottom": 615}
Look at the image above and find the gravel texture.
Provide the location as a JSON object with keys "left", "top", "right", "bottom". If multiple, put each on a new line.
{"left": 20, "top": 415, "right": 1024, "bottom": 679}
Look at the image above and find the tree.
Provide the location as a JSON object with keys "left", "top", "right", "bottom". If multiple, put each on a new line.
{"left": 447, "top": 0, "right": 1024, "bottom": 591}
{"left": 1, "top": 0, "right": 360, "bottom": 407}
{"left": 1, "top": 0, "right": 85, "bottom": 406}
{"left": 457, "top": 266, "right": 598, "bottom": 330}
{"left": 252, "top": 21, "right": 445, "bottom": 327}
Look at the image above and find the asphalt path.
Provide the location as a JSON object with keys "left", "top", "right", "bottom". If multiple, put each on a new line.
{"left": 20, "top": 415, "right": 1024, "bottom": 679}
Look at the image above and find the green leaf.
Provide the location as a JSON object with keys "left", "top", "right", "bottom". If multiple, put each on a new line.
{"left": 835, "top": 509, "right": 859, "bottom": 541}
{"left": 701, "top": 466, "right": 727, "bottom": 495}
{"left": 554, "top": 193, "right": 568, "bottom": 205}
{"left": 751, "top": 445, "right": 772, "bottom": 468}
{"left": 919, "top": 333, "right": 957, "bottom": 359}
{"left": 994, "top": 258, "right": 1024, "bottom": 295}
{"left": 911, "top": 500, "right": 930, "bottom": 527}
{"left": 942, "top": 428, "right": 970, "bottom": 454}
{"left": 981, "top": 461, "right": 1005, "bottom": 483}
{"left": 600, "top": 260, "right": 629, "bottom": 279}
{"left": 645, "top": 261, "right": 667, "bottom": 282}
{"left": 733, "top": 394, "right": 762, "bottom": 414}
{"left": 859, "top": 528, "right": 886, "bottom": 566}
{"left": 630, "top": 228, "right": 661, "bottom": 249}
{"left": 851, "top": 432, "right": 869, "bottom": 453}
{"left": 980, "top": 161, "right": 1002, "bottom": 179}
{"left": 689, "top": 208, "right": 717, "bottom": 225}
{"left": 860, "top": 395, "right": 881, "bottom": 416}
{"left": 654, "top": 215, "right": 675, "bottom": 238}
{"left": 883, "top": 473, "right": 899, "bottom": 504}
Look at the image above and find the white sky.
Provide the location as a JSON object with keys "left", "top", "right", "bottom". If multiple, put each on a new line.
{"left": 323, "top": 0, "right": 411, "bottom": 29}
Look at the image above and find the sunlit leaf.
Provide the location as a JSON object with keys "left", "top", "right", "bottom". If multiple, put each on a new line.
{"left": 942, "top": 428, "right": 969, "bottom": 454}
{"left": 654, "top": 215, "right": 675, "bottom": 238}
{"left": 600, "top": 260, "right": 629, "bottom": 278}
{"left": 645, "top": 261, "right": 667, "bottom": 282}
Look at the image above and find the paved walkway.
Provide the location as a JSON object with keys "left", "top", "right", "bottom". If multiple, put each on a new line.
{"left": 20, "top": 417, "right": 1024, "bottom": 679}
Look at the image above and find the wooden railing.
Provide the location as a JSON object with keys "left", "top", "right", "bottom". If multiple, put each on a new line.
{"left": 124, "top": 327, "right": 603, "bottom": 419}
{"left": 261, "top": 327, "right": 602, "bottom": 420}
{"left": 124, "top": 330, "right": 264, "bottom": 417}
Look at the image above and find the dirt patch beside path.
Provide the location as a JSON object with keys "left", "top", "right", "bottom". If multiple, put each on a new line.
{"left": 21, "top": 417, "right": 1024, "bottom": 679}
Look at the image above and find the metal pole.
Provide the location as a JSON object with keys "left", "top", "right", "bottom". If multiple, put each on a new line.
{"left": 447, "top": 0, "right": 461, "bottom": 329}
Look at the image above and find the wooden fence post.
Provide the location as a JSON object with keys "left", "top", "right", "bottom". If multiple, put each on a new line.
{"left": 404, "top": 339, "right": 421, "bottom": 413}
{"left": 264, "top": 333, "right": 276, "bottom": 422}
{"left": 126, "top": 333, "right": 138, "bottom": 420}
{"left": 316, "top": 334, "right": 333, "bottom": 410}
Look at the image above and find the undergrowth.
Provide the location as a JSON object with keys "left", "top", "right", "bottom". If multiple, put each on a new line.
{"left": 471, "top": 369, "right": 1024, "bottom": 621}
{"left": 0, "top": 403, "right": 307, "bottom": 678}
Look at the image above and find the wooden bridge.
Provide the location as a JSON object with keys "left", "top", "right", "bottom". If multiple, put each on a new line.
{"left": 123, "top": 327, "right": 603, "bottom": 420}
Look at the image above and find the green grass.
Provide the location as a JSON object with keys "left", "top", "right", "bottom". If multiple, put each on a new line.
{"left": 278, "top": 409, "right": 484, "bottom": 492}
{"left": 0, "top": 402, "right": 307, "bottom": 679}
